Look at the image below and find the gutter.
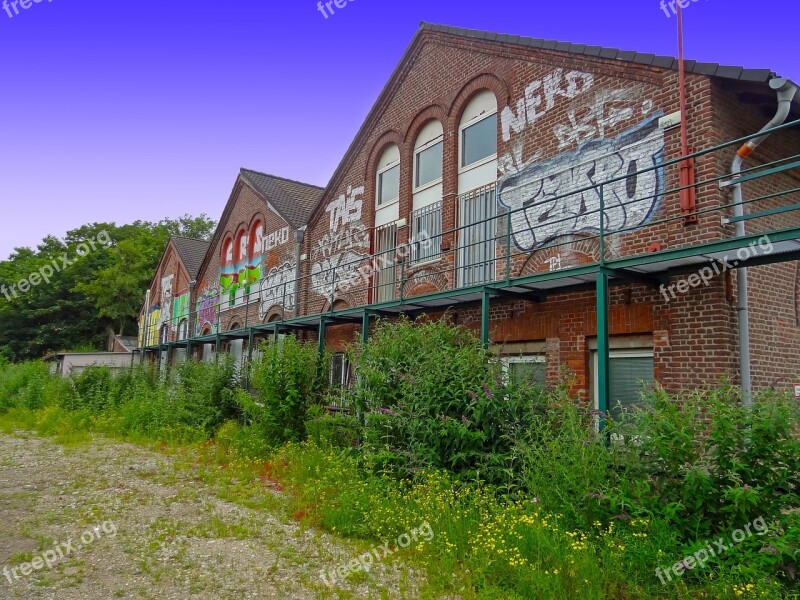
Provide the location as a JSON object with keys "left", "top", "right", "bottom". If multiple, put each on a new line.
{"left": 729, "top": 77, "right": 799, "bottom": 406}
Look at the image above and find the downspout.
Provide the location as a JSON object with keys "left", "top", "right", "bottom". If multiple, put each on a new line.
{"left": 141, "top": 289, "right": 151, "bottom": 365}
{"left": 730, "top": 77, "right": 799, "bottom": 406}
{"left": 294, "top": 226, "right": 306, "bottom": 318}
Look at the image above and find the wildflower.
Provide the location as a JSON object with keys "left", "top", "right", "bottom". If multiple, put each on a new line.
{"left": 467, "top": 390, "right": 478, "bottom": 402}
{"left": 611, "top": 513, "right": 630, "bottom": 521}
{"left": 483, "top": 385, "right": 494, "bottom": 399}
{"left": 460, "top": 415, "right": 469, "bottom": 425}
{"left": 377, "top": 407, "right": 397, "bottom": 416}
{"left": 760, "top": 545, "right": 779, "bottom": 555}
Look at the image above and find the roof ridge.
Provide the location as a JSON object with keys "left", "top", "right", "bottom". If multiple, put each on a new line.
{"left": 418, "top": 21, "right": 777, "bottom": 81}
{"left": 240, "top": 167, "right": 325, "bottom": 190}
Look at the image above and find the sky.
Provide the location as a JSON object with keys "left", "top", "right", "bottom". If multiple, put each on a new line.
{"left": 0, "top": 0, "right": 797, "bottom": 260}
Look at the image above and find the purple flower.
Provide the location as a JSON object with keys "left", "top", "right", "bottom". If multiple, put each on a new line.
{"left": 483, "top": 385, "right": 494, "bottom": 399}
{"left": 584, "top": 491, "right": 602, "bottom": 499}
{"left": 461, "top": 415, "right": 469, "bottom": 425}
{"left": 760, "top": 546, "right": 779, "bottom": 555}
{"left": 377, "top": 407, "right": 397, "bottom": 417}
{"left": 467, "top": 390, "right": 478, "bottom": 402}
{"left": 495, "top": 375, "right": 506, "bottom": 389}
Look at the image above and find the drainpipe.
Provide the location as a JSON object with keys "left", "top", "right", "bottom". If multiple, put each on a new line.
{"left": 730, "top": 77, "right": 799, "bottom": 406}
{"left": 294, "top": 226, "right": 306, "bottom": 318}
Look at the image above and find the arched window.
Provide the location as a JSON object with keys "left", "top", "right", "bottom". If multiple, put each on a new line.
{"left": 411, "top": 120, "right": 443, "bottom": 263}
{"left": 457, "top": 90, "right": 499, "bottom": 287}
{"left": 159, "top": 325, "right": 170, "bottom": 345}
{"left": 247, "top": 221, "right": 264, "bottom": 298}
{"left": 375, "top": 144, "right": 400, "bottom": 226}
{"left": 220, "top": 238, "right": 235, "bottom": 307}
{"left": 233, "top": 231, "right": 248, "bottom": 305}
{"left": 177, "top": 319, "right": 188, "bottom": 341}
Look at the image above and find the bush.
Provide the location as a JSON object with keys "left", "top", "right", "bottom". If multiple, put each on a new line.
{"left": 242, "top": 335, "right": 326, "bottom": 444}
{"left": 352, "top": 316, "right": 547, "bottom": 485}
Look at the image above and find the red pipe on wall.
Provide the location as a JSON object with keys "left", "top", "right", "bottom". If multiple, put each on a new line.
{"left": 676, "top": 0, "right": 698, "bottom": 224}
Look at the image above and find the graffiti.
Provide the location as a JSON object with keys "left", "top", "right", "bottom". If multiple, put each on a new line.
{"left": 171, "top": 292, "right": 190, "bottom": 331}
{"left": 501, "top": 69, "right": 594, "bottom": 142}
{"left": 195, "top": 288, "right": 219, "bottom": 336}
{"left": 497, "top": 116, "right": 665, "bottom": 252}
{"left": 325, "top": 185, "right": 364, "bottom": 232}
{"left": 156, "top": 275, "right": 173, "bottom": 333}
{"left": 264, "top": 227, "right": 290, "bottom": 251}
{"left": 547, "top": 254, "right": 563, "bottom": 271}
{"left": 258, "top": 262, "right": 296, "bottom": 320}
{"left": 554, "top": 88, "right": 655, "bottom": 149}
{"left": 312, "top": 251, "right": 367, "bottom": 301}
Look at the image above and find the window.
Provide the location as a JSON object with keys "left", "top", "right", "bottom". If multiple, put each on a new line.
{"left": 411, "top": 202, "right": 442, "bottom": 263}
{"left": 373, "top": 223, "right": 398, "bottom": 303}
{"left": 177, "top": 319, "right": 188, "bottom": 341}
{"left": 502, "top": 355, "right": 547, "bottom": 387}
{"left": 159, "top": 325, "right": 169, "bottom": 345}
{"left": 415, "top": 141, "right": 443, "bottom": 188}
{"left": 462, "top": 114, "right": 498, "bottom": 168}
{"left": 330, "top": 353, "right": 352, "bottom": 389}
{"left": 593, "top": 350, "right": 655, "bottom": 422}
{"left": 458, "top": 184, "right": 497, "bottom": 287}
{"left": 378, "top": 164, "right": 400, "bottom": 206}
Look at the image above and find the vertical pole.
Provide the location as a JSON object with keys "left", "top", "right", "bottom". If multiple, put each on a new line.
{"left": 481, "top": 288, "right": 491, "bottom": 349}
{"left": 505, "top": 210, "right": 512, "bottom": 284}
{"left": 318, "top": 316, "right": 327, "bottom": 359}
{"left": 596, "top": 270, "right": 610, "bottom": 430}
{"left": 598, "top": 184, "right": 606, "bottom": 266}
{"left": 399, "top": 258, "right": 405, "bottom": 303}
{"left": 362, "top": 311, "right": 370, "bottom": 346}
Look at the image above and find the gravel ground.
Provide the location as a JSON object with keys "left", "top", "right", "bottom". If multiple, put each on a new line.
{"left": 0, "top": 432, "right": 426, "bottom": 600}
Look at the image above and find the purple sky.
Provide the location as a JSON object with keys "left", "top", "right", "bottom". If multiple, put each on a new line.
{"left": 0, "top": 0, "right": 797, "bottom": 260}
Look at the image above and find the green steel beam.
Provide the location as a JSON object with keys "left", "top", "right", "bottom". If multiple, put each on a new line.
{"left": 596, "top": 271, "right": 610, "bottom": 431}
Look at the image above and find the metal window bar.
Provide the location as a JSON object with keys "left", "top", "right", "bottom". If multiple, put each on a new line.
{"left": 411, "top": 201, "right": 442, "bottom": 262}
{"left": 458, "top": 183, "right": 497, "bottom": 287}
{"left": 373, "top": 223, "right": 398, "bottom": 302}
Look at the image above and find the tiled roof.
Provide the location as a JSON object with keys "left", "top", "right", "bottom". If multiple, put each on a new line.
{"left": 171, "top": 237, "right": 211, "bottom": 280}
{"left": 240, "top": 168, "right": 325, "bottom": 229}
{"left": 420, "top": 22, "right": 778, "bottom": 84}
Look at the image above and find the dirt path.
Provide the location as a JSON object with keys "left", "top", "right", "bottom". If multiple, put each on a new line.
{"left": 0, "top": 432, "right": 424, "bottom": 600}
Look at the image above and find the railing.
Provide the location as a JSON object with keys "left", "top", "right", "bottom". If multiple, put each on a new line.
{"left": 139, "top": 119, "right": 800, "bottom": 350}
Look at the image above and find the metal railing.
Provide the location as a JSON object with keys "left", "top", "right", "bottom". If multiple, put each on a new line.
{"left": 139, "top": 119, "right": 800, "bottom": 351}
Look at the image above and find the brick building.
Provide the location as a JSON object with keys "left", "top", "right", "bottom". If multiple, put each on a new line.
{"left": 141, "top": 23, "right": 800, "bottom": 415}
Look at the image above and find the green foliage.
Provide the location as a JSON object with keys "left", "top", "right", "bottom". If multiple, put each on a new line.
{"left": 353, "top": 316, "right": 547, "bottom": 485}
{"left": 241, "top": 336, "right": 326, "bottom": 444}
{"left": 0, "top": 214, "right": 215, "bottom": 361}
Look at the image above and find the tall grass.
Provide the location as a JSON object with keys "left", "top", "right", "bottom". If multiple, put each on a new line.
{"left": 0, "top": 320, "right": 797, "bottom": 599}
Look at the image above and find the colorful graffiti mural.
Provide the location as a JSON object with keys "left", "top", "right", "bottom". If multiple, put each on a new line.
{"left": 195, "top": 287, "right": 219, "bottom": 336}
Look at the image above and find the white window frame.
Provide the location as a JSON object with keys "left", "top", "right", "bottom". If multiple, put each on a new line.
{"left": 459, "top": 111, "right": 498, "bottom": 174}
{"left": 501, "top": 355, "right": 547, "bottom": 385}
{"left": 376, "top": 160, "right": 400, "bottom": 208}
{"left": 413, "top": 136, "right": 444, "bottom": 193}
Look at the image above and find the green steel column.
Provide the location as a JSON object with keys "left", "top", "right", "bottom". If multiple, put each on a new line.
{"left": 318, "top": 316, "right": 327, "bottom": 358}
{"left": 247, "top": 330, "right": 254, "bottom": 362}
{"left": 596, "top": 271, "right": 610, "bottom": 429}
{"left": 481, "top": 288, "right": 491, "bottom": 349}
{"left": 362, "top": 311, "right": 370, "bottom": 346}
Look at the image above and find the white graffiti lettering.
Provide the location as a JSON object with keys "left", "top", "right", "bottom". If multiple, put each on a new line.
{"left": 258, "top": 263, "right": 296, "bottom": 319}
{"left": 501, "top": 69, "right": 594, "bottom": 142}
{"left": 555, "top": 89, "right": 654, "bottom": 149}
{"left": 264, "top": 227, "right": 290, "bottom": 252}
{"left": 497, "top": 116, "right": 665, "bottom": 251}
{"left": 326, "top": 185, "right": 364, "bottom": 232}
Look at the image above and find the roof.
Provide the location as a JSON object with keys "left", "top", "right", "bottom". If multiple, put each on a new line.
{"left": 239, "top": 168, "right": 324, "bottom": 229}
{"left": 419, "top": 22, "right": 778, "bottom": 84}
{"left": 171, "top": 236, "right": 211, "bottom": 280}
